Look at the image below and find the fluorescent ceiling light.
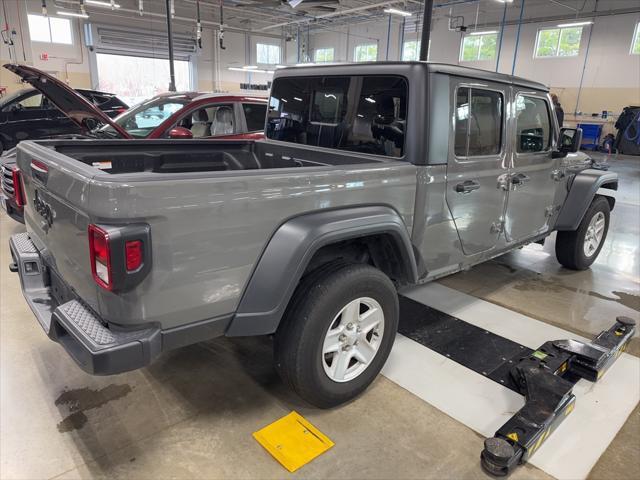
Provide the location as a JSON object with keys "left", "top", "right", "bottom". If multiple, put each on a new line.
{"left": 294, "top": 97, "right": 303, "bottom": 101}
{"left": 469, "top": 30, "right": 498, "bottom": 36}
{"left": 384, "top": 8, "right": 412, "bottom": 17}
{"left": 86, "top": 0, "right": 121, "bottom": 8}
{"left": 557, "top": 21, "right": 593, "bottom": 27}
{"left": 57, "top": 10, "right": 89, "bottom": 18}
{"left": 365, "top": 97, "right": 376, "bottom": 104}
{"left": 243, "top": 65, "right": 258, "bottom": 69}
{"left": 494, "top": 0, "right": 514, "bottom": 3}
{"left": 228, "top": 67, "right": 273, "bottom": 74}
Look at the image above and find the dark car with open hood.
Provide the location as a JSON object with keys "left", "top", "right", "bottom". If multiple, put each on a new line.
{"left": 0, "top": 82, "right": 128, "bottom": 154}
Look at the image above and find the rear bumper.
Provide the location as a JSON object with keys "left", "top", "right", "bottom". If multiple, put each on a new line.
{"left": 9, "top": 232, "right": 161, "bottom": 375}
{"left": 1, "top": 192, "right": 24, "bottom": 223}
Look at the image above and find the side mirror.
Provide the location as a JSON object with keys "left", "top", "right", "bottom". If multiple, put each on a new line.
{"left": 168, "top": 126, "right": 193, "bottom": 139}
{"left": 10, "top": 103, "right": 23, "bottom": 113}
{"left": 559, "top": 127, "right": 582, "bottom": 153}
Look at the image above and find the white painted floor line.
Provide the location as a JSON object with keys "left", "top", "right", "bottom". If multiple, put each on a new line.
{"left": 381, "top": 282, "right": 640, "bottom": 480}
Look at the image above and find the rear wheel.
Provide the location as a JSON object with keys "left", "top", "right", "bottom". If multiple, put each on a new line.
{"left": 274, "top": 263, "right": 398, "bottom": 408}
{"left": 555, "top": 196, "right": 610, "bottom": 270}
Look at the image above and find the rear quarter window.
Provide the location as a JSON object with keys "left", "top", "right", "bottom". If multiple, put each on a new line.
{"left": 267, "top": 75, "right": 408, "bottom": 158}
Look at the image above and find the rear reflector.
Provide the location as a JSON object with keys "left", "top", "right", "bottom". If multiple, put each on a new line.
{"left": 125, "top": 240, "right": 143, "bottom": 271}
{"left": 11, "top": 168, "right": 24, "bottom": 207}
{"left": 88, "top": 225, "right": 112, "bottom": 290}
{"left": 30, "top": 159, "right": 49, "bottom": 173}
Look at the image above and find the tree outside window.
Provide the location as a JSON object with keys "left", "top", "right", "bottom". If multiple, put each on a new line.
{"left": 257, "top": 43, "right": 281, "bottom": 64}
{"left": 535, "top": 27, "right": 583, "bottom": 57}
{"left": 402, "top": 41, "right": 421, "bottom": 61}
{"left": 354, "top": 44, "right": 378, "bottom": 62}
{"left": 632, "top": 22, "right": 640, "bottom": 55}
{"left": 314, "top": 48, "right": 335, "bottom": 62}
{"left": 460, "top": 33, "right": 498, "bottom": 62}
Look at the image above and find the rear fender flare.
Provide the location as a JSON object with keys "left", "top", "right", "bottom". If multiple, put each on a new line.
{"left": 555, "top": 169, "right": 618, "bottom": 231}
{"left": 226, "top": 205, "right": 417, "bottom": 337}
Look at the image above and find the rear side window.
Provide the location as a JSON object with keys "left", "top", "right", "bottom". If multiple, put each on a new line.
{"left": 267, "top": 75, "right": 408, "bottom": 158}
{"left": 242, "top": 103, "right": 267, "bottom": 131}
{"left": 454, "top": 87, "right": 503, "bottom": 157}
{"left": 515, "top": 96, "right": 551, "bottom": 153}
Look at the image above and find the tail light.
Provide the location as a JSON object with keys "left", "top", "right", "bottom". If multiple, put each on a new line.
{"left": 12, "top": 168, "right": 24, "bottom": 207}
{"left": 125, "top": 240, "right": 143, "bottom": 271}
{"left": 89, "top": 225, "right": 112, "bottom": 290}
{"left": 88, "top": 224, "right": 151, "bottom": 292}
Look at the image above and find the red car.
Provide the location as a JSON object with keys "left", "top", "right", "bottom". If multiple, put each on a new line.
{"left": 100, "top": 91, "right": 268, "bottom": 141}
{"left": 1, "top": 65, "right": 267, "bottom": 222}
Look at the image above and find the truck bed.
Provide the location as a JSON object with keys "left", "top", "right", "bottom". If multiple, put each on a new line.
{"left": 16, "top": 138, "right": 417, "bottom": 333}
{"left": 49, "top": 139, "right": 386, "bottom": 174}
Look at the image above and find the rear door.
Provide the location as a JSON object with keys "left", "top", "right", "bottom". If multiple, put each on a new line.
{"left": 446, "top": 81, "right": 509, "bottom": 256}
{"left": 504, "top": 91, "right": 559, "bottom": 242}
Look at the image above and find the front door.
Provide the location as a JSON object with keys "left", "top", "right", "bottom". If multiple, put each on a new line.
{"left": 446, "top": 81, "right": 509, "bottom": 256}
{"left": 504, "top": 92, "right": 559, "bottom": 242}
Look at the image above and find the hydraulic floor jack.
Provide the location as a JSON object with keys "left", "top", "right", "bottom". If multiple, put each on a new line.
{"left": 397, "top": 297, "right": 636, "bottom": 477}
{"left": 480, "top": 316, "right": 636, "bottom": 476}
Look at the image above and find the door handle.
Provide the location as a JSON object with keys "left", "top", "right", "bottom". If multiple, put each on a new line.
{"left": 455, "top": 179, "right": 481, "bottom": 194}
{"left": 511, "top": 173, "right": 531, "bottom": 186}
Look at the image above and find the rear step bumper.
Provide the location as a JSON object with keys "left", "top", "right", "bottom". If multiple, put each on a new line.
{"left": 9, "top": 232, "right": 161, "bottom": 375}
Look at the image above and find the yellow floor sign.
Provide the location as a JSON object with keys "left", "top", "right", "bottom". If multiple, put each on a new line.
{"left": 253, "top": 411, "right": 335, "bottom": 472}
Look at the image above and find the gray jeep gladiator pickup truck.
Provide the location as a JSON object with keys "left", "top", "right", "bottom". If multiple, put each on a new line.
{"left": 9, "top": 62, "right": 617, "bottom": 408}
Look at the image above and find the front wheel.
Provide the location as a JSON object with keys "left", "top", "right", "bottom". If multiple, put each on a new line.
{"left": 555, "top": 196, "right": 610, "bottom": 270}
{"left": 274, "top": 263, "right": 399, "bottom": 408}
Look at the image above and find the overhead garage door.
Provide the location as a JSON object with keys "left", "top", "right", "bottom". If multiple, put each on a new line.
{"left": 87, "top": 24, "right": 197, "bottom": 106}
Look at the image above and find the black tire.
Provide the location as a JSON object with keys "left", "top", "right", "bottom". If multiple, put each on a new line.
{"left": 555, "top": 196, "right": 610, "bottom": 270}
{"left": 274, "top": 262, "right": 399, "bottom": 408}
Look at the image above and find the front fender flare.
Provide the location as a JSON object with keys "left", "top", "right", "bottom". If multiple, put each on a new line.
{"left": 555, "top": 169, "right": 618, "bottom": 231}
{"left": 226, "top": 205, "right": 417, "bottom": 337}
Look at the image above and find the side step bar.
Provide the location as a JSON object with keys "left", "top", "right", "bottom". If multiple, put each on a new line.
{"left": 480, "top": 316, "right": 635, "bottom": 476}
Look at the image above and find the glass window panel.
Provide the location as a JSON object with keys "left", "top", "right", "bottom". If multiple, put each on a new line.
{"left": 478, "top": 34, "right": 497, "bottom": 60}
{"left": 314, "top": 48, "right": 334, "bottom": 62}
{"left": 18, "top": 92, "right": 44, "bottom": 109}
{"left": 455, "top": 88, "right": 503, "bottom": 157}
{"left": 558, "top": 27, "right": 582, "bottom": 56}
{"left": 49, "top": 17, "right": 73, "bottom": 45}
{"left": 633, "top": 23, "right": 640, "bottom": 54}
{"left": 454, "top": 88, "right": 470, "bottom": 156}
{"left": 266, "top": 75, "right": 407, "bottom": 157}
{"left": 461, "top": 36, "right": 480, "bottom": 61}
{"left": 27, "top": 14, "right": 51, "bottom": 43}
{"left": 516, "top": 96, "right": 551, "bottom": 153}
{"left": 536, "top": 28, "right": 560, "bottom": 57}
{"left": 402, "top": 40, "right": 420, "bottom": 61}
{"left": 242, "top": 103, "right": 267, "bottom": 131}
{"left": 257, "top": 43, "right": 280, "bottom": 64}
{"left": 354, "top": 44, "right": 377, "bottom": 62}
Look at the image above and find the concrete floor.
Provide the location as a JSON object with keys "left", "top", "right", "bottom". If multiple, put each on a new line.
{"left": 1, "top": 152, "right": 638, "bottom": 479}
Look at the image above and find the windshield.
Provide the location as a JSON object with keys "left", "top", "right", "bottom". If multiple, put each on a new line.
{"left": 0, "top": 89, "right": 33, "bottom": 109}
{"left": 101, "top": 95, "right": 189, "bottom": 138}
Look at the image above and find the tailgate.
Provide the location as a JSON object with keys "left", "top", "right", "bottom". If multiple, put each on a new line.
{"left": 16, "top": 141, "right": 99, "bottom": 312}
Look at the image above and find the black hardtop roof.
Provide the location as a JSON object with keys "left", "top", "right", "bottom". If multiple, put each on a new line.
{"left": 273, "top": 61, "right": 549, "bottom": 92}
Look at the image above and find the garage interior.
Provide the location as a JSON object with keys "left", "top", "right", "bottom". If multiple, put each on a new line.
{"left": 1, "top": 1, "right": 639, "bottom": 479}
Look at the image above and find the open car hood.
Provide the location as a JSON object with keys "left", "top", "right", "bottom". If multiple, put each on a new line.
{"left": 3, "top": 64, "right": 130, "bottom": 138}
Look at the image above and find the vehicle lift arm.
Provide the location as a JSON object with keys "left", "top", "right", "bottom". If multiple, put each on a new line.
{"left": 481, "top": 316, "right": 636, "bottom": 476}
